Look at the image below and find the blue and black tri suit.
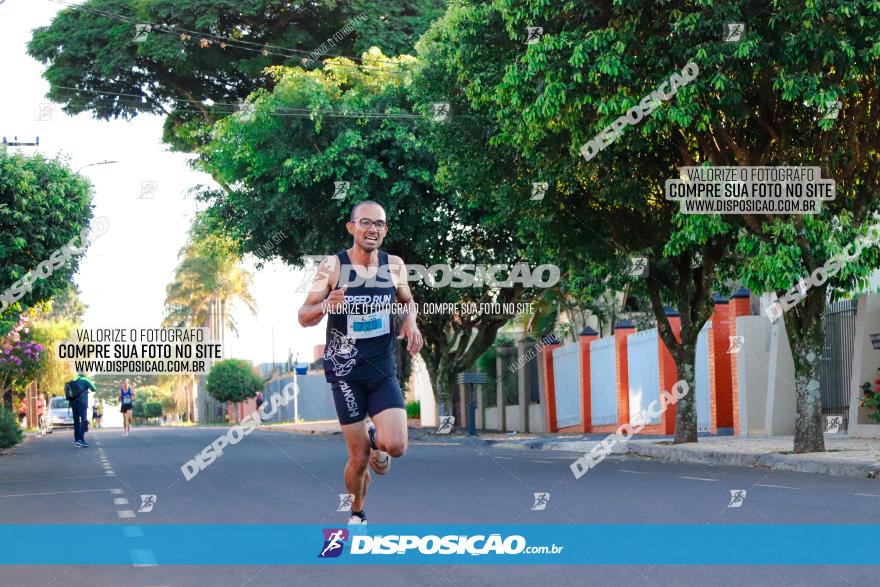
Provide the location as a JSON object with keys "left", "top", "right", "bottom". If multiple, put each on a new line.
{"left": 322, "top": 249, "right": 405, "bottom": 424}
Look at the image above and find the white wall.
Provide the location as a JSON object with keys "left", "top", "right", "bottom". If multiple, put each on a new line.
{"left": 412, "top": 358, "right": 437, "bottom": 427}
{"left": 850, "top": 294, "right": 880, "bottom": 438}
{"left": 767, "top": 318, "right": 797, "bottom": 435}
{"left": 736, "top": 317, "right": 772, "bottom": 434}
{"left": 528, "top": 403, "right": 545, "bottom": 433}
{"left": 484, "top": 406, "right": 499, "bottom": 431}
{"left": 505, "top": 405, "right": 520, "bottom": 432}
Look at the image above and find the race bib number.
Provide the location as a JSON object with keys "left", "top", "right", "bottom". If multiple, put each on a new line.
{"left": 347, "top": 312, "right": 390, "bottom": 340}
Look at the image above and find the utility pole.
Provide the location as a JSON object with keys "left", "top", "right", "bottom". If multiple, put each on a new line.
{"left": 1, "top": 136, "right": 39, "bottom": 152}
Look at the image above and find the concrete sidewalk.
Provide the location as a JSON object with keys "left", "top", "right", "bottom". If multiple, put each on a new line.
{"left": 258, "top": 420, "right": 880, "bottom": 479}
{"left": 625, "top": 435, "right": 880, "bottom": 479}
{"left": 484, "top": 433, "right": 880, "bottom": 479}
{"left": 261, "top": 420, "right": 342, "bottom": 435}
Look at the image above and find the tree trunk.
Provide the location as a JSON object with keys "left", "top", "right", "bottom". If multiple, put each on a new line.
{"left": 672, "top": 354, "right": 698, "bottom": 444}
{"left": 428, "top": 354, "right": 457, "bottom": 418}
{"left": 646, "top": 279, "right": 707, "bottom": 445}
{"left": 787, "top": 319, "right": 826, "bottom": 453}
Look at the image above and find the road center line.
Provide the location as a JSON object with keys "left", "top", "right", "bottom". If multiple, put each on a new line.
{"left": 677, "top": 476, "right": 718, "bottom": 482}
{"left": 618, "top": 469, "right": 648, "bottom": 474}
{"left": 532, "top": 460, "right": 554, "bottom": 463}
{"left": 755, "top": 483, "right": 800, "bottom": 490}
{"left": 0, "top": 474, "right": 114, "bottom": 484}
{"left": 853, "top": 493, "right": 880, "bottom": 498}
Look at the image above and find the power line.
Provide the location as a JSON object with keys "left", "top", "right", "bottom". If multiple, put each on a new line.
{"left": 45, "top": 0, "right": 411, "bottom": 72}
{"left": 49, "top": 84, "right": 482, "bottom": 121}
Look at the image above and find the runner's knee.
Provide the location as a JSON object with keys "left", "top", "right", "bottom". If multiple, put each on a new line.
{"left": 348, "top": 453, "right": 369, "bottom": 472}
{"left": 384, "top": 439, "right": 406, "bottom": 457}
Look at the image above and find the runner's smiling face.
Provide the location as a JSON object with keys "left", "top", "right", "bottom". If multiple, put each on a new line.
{"left": 346, "top": 203, "right": 387, "bottom": 252}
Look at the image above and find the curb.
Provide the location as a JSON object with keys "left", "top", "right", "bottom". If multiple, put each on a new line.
{"left": 625, "top": 443, "right": 880, "bottom": 479}
{"left": 0, "top": 432, "right": 35, "bottom": 457}
{"left": 262, "top": 426, "right": 340, "bottom": 436}
{"left": 483, "top": 437, "right": 880, "bottom": 479}
{"left": 487, "top": 440, "right": 598, "bottom": 452}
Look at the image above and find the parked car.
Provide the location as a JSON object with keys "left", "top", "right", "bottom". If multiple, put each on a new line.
{"left": 48, "top": 396, "right": 74, "bottom": 428}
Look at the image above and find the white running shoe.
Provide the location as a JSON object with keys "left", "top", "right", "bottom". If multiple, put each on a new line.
{"left": 369, "top": 449, "right": 391, "bottom": 475}
{"left": 348, "top": 513, "right": 368, "bottom": 525}
{"left": 367, "top": 425, "right": 391, "bottom": 475}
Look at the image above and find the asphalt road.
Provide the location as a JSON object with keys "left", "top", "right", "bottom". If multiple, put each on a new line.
{"left": 1, "top": 426, "right": 878, "bottom": 586}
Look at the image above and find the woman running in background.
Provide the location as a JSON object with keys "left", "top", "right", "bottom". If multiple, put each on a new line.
{"left": 120, "top": 380, "right": 134, "bottom": 436}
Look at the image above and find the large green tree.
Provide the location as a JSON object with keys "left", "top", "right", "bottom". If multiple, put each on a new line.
{"left": 414, "top": 0, "right": 740, "bottom": 442}
{"left": 0, "top": 151, "right": 93, "bottom": 327}
{"left": 415, "top": 0, "right": 880, "bottom": 450}
{"left": 28, "top": 0, "right": 446, "bottom": 152}
{"left": 196, "top": 52, "right": 543, "bottom": 411}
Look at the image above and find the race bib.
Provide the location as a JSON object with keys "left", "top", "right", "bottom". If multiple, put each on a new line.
{"left": 347, "top": 311, "right": 390, "bottom": 340}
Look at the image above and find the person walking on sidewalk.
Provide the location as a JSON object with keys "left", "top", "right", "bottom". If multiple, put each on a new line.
{"left": 36, "top": 393, "right": 48, "bottom": 436}
{"left": 66, "top": 373, "right": 95, "bottom": 447}
{"left": 94, "top": 400, "right": 103, "bottom": 429}
{"left": 298, "top": 200, "right": 423, "bottom": 525}
{"left": 119, "top": 380, "right": 134, "bottom": 436}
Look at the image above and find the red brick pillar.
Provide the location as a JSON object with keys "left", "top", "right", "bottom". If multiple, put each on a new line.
{"left": 710, "top": 295, "right": 733, "bottom": 433}
{"left": 729, "top": 288, "right": 752, "bottom": 435}
{"left": 614, "top": 320, "right": 637, "bottom": 425}
{"left": 542, "top": 333, "right": 562, "bottom": 433}
{"left": 657, "top": 307, "right": 682, "bottom": 435}
{"left": 579, "top": 327, "right": 599, "bottom": 433}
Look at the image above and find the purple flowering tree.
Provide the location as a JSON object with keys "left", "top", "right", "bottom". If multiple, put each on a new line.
{"left": 0, "top": 319, "right": 45, "bottom": 411}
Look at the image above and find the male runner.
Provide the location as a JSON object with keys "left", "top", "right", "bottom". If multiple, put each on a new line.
{"left": 298, "top": 200, "right": 423, "bottom": 525}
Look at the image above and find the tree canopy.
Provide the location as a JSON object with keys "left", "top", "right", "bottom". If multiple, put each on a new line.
{"left": 206, "top": 358, "right": 265, "bottom": 403}
{"left": 27, "top": 0, "right": 446, "bottom": 152}
{"left": 0, "top": 151, "right": 94, "bottom": 330}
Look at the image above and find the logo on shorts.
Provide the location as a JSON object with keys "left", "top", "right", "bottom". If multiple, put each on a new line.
{"left": 338, "top": 380, "right": 359, "bottom": 419}
{"left": 318, "top": 528, "right": 349, "bottom": 558}
{"left": 324, "top": 329, "right": 358, "bottom": 377}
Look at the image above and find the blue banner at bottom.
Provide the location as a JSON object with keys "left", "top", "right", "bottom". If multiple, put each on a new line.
{"left": 1, "top": 525, "right": 878, "bottom": 565}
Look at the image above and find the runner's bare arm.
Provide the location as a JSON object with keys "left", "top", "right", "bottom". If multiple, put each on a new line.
{"left": 391, "top": 255, "right": 423, "bottom": 354}
{"left": 298, "top": 255, "right": 342, "bottom": 327}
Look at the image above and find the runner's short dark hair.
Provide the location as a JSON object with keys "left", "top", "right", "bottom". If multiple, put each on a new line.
{"left": 350, "top": 200, "right": 385, "bottom": 221}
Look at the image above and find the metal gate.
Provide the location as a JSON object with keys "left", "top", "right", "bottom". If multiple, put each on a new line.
{"left": 589, "top": 336, "right": 618, "bottom": 426}
{"left": 627, "top": 329, "right": 661, "bottom": 425}
{"left": 552, "top": 343, "right": 581, "bottom": 429}
{"left": 819, "top": 299, "right": 857, "bottom": 431}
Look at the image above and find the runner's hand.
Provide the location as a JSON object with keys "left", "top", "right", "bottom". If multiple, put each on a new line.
{"left": 397, "top": 319, "right": 424, "bottom": 354}
{"left": 324, "top": 284, "right": 347, "bottom": 314}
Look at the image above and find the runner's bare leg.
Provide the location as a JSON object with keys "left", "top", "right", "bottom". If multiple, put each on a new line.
{"left": 370, "top": 407, "right": 408, "bottom": 457}
{"left": 341, "top": 420, "right": 372, "bottom": 512}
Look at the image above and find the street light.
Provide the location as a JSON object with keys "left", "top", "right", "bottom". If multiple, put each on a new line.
{"left": 75, "top": 160, "right": 118, "bottom": 173}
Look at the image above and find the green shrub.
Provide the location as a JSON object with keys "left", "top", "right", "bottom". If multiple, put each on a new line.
{"left": 405, "top": 401, "right": 420, "bottom": 419}
{"left": 0, "top": 407, "right": 22, "bottom": 449}
{"left": 206, "top": 359, "right": 264, "bottom": 403}
{"left": 144, "top": 401, "right": 163, "bottom": 419}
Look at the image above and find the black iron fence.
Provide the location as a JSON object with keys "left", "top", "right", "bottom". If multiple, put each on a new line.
{"left": 819, "top": 299, "right": 858, "bottom": 431}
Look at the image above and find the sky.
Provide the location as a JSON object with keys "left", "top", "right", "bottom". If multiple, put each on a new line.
{"left": 1, "top": 0, "right": 328, "bottom": 365}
